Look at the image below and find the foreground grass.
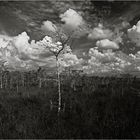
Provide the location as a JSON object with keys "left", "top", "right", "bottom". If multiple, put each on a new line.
{"left": 0, "top": 86, "right": 139, "bottom": 139}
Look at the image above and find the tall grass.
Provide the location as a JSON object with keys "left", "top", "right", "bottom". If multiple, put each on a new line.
{"left": 0, "top": 77, "right": 139, "bottom": 139}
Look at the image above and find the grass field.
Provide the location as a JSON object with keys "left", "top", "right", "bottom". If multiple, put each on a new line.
{"left": 0, "top": 76, "right": 139, "bottom": 139}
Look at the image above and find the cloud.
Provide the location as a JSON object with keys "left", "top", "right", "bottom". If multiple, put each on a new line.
{"left": 88, "top": 24, "right": 113, "bottom": 40}
{"left": 13, "top": 32, "right": 30, "bottom": 53}
{"left": 0, "top": 32, "right": 82, "bottom": 72}
{"left": 60, "top": 8, "right": 84, "bottom": 31}
{"left": 0, "top": 26, "right": 139, "bottom": 75}
{"left": 12, "top": 32, "right": 50, "bottom": 61}
{"left": 96, "top": 39, "right": 119, "bottom": 50}
{"left": 4, "top": 54, "right": 40, "bottom": 72}
{"left": 0, "top": 39, "right": 10, "bottom": 51}
{"left": 41, "top": 20, "right": 57, "bottom": 33}
{"left": 83, "top": 47, "right": 139, "bottom": 76}
{"left": 122, "top": 21, "right": 130, "bottom": 28}
{"left": 59, "top": 52, "right": 83, "bottom": 67}
{"left": 128, "top": 20, "right": 140, "bottom": 47}
{"left": 0, "top": 32, "right": 49, "bottom": 70}
{"left": 88, "top": 47, "right": 117, "bottom": 65}
{"left": 88, "top": 23, "right": 124, "bottom": 48}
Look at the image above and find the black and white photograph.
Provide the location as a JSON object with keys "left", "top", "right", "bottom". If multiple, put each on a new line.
{"left": 0, "top": 0, "right": 139, "bottom": 139}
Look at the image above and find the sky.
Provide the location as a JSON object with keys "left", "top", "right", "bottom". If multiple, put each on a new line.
{"left": 0, "top": 1, "right": 140, "bottom": 76}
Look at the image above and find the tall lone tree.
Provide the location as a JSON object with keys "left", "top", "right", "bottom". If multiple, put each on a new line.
{"left": 40, "top": 9, "right": 87, "bottom": 113}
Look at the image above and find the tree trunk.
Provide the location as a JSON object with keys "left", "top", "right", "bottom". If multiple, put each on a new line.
{"left": 21, "top": 73, "right": 24, "bottom": 87}
{"left": 10, "top": 76, "right": 12, "bottom": 89}
{"left": 5, "top": 74, "right": 8, "bottom": 89}
{"left": 0, "top": 71, "right": 3, "bottom": 89}
{"left": 39, "top": 77, "right": 42, "bottom": 88}
{"left": 16, "top": 80, "right": 19, "bottom": 93}
{"left": 56, "top": 57, "right": 61, "bottom": 114}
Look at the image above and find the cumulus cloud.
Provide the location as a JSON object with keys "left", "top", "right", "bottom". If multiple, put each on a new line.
{"left": 60, "top": 9, "right": 84, "bottom": 31}
{"left": 122, "top": 21, "right": 130, "bottom": 28}
{"left": 83, "top": 47, "right": 139, "bottom": 76}
{"left": 88, "top": 47, "right": 117, "bottom": 65}
{"left": 41, "top": 20, "right": 57, "bottom": 33}
{"left": 96, "top": 39, "right": 119, "bottom": 50}
{"left": 0, "top": 38, "right": 10, "bottom": 49}
{"left": 0, "top": 25, "right": 140, "bottom": 76}
{"left": 12, "top": 32, "right": 52, "bottom": 61}
{"left": 88, "top": 24, "right": 113, "bottom": 40}
{"left": 13, "top": 32, "right": 30, "bottom": 54}
{"left": 0, "top": 32, "right": 50, "bottom": 70}
{"left": 88, "top": 23, "right": 124, "bottom": 48}
{"left": 59, "top": 53, "right": 83, "bottom": 67}
{"left": 128, "top": 20, "right": 140, "bottom": 47}
{"left": 0, "top": 32, "right": 82, "bottom": 72}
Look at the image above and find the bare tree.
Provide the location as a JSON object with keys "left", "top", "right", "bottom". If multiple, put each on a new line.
{"left": 40, "top": 35, "right": 71, "bottom": 113}
{"left": 40, "top": 30, "right": 83, "bottom": 113}
{"left": 40, "top": 9, "right": 88, "bottom": 113}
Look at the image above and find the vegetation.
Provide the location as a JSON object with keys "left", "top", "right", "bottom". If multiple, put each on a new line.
{"left": 0, "top": 69, "right": 139, "bottom": 138}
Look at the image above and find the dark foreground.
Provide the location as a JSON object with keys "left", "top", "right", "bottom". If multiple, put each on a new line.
{"left": 0, "top": 85, "right": 140, "bottom": 139}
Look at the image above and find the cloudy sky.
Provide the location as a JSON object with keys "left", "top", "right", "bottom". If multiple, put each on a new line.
{"left": 1, "top": 0, "right": 140, "bottom": 76}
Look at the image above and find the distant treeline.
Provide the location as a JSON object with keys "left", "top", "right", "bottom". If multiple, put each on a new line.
{"left": 0, "top": 68, "right": 138, "bottom": 93}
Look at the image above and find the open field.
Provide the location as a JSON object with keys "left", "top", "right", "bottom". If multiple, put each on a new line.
{"left": 0, "top": 73, "right": 139, "bottom": 139}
